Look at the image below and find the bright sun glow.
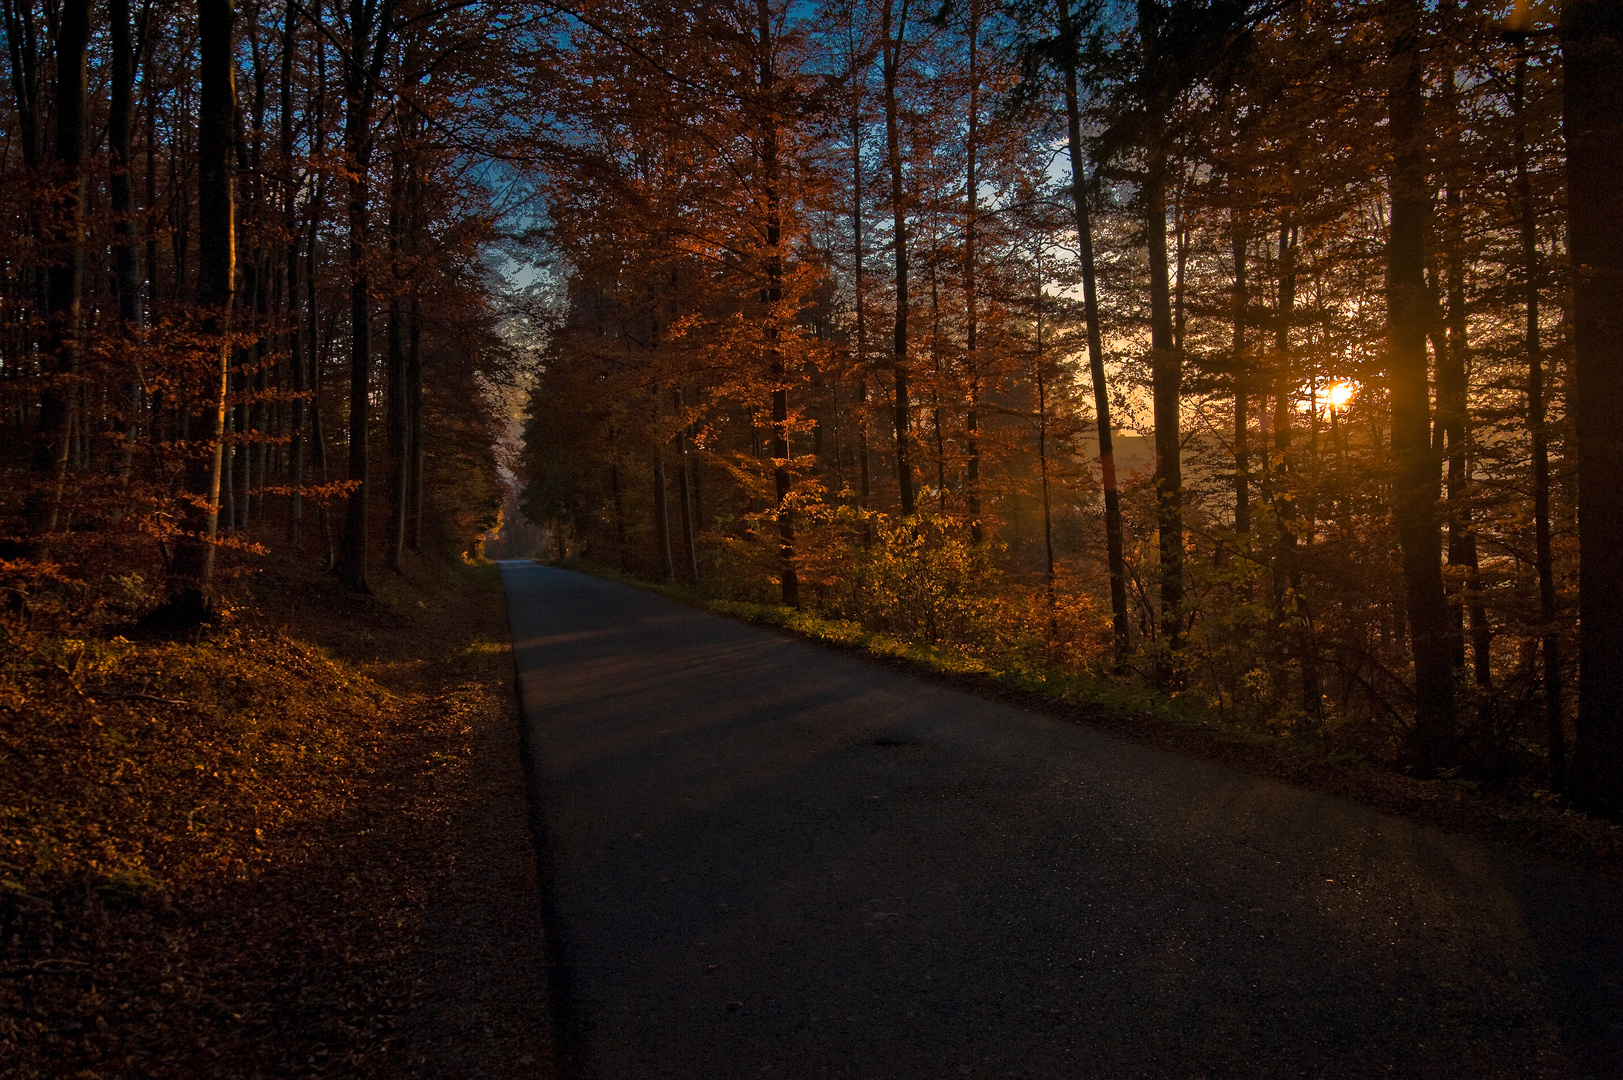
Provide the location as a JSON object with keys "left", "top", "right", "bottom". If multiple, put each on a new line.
{"left": 1327, "top": 382, "right": 1356, "bottom": 409}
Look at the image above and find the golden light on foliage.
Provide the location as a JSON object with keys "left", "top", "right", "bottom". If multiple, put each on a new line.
{"left": 1327, "top": 382, "right": 1356, "bottom": 409}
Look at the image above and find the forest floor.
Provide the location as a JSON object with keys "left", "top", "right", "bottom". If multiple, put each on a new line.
{"left": 0, "top": 556, "right": 554, "bottom": 1079}
{"left": 560, "top": 558, "right": 1623, "bottom": 880}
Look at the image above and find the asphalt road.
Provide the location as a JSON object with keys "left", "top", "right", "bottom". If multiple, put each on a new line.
{"left": 501, "top": 562, "right": 1623, "bottom": 1080}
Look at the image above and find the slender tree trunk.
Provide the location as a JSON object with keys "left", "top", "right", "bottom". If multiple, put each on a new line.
{"left": 1059, "top": 5, "right": 1128, "bottom": 657}
{"left": 1386, "top": 0, "right": 1456, "bottom": 769}
{"left": 760, "top": 0, "right": 797, "bottom": 606}
{"left": 1434, "top": 22, "right": 1491, "bottom": 693}
{"left": 1564, "top": 0, "right": 1623, "bottom": 813}
{"left": 111, "top": 0, "right": 144, "bottom": 475}
{"left": 847, "top": 23, "right": 871, "bottom": 541}
{"left": 407, "top": 283, "right": 423, "bottom": 552}
{"left": 674, "top": 387, "right": 699, "bottom": 585}
{"left": 881, "top": 0, "right": 914, "bottom": 516}
{"left": 31, "top": 0, "right": 91, "bottom": 533}
{"left": 283, "top": 0, "right": 304, "bottom": 544}
{"left": 168, "top": 0, "right": 235, "bottom": 617}
{"left": 1232, "top": 217, "right": 1250, "bottom": 535}
{"left": 1515, "top": 35, "right": 1563, "bottom": 789}
{"left": 1147, "top": 161, "right": 1182, "bottom": 663}
{"left": 1034, "top": 258, "right": 1055, "bottom": 604}
{"left": 385, "top": 165, "right": 407, "bottom": 571}
{"left": 336, "top": 0, "right": 391, "bottom": 591}
{"left": 963, "top": 0, "right": 981, "bottom": 541}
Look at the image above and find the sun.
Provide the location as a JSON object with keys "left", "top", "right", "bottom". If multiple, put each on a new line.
{"left": 1327, "top": 382, "right": 1356, "bottom": 409}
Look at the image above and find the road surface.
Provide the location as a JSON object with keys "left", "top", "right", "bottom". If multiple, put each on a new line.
{"left": 502, "top": 562, "right": 1623, "bottom": 1079}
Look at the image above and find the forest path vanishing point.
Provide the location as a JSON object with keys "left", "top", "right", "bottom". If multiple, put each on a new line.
{"left": 500, "top": 562, "right": 1623, "bottom": 1080}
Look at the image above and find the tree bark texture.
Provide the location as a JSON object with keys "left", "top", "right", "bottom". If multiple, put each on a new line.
{"left": 1385, "top": 0, "right": 1456, "bottom": 769}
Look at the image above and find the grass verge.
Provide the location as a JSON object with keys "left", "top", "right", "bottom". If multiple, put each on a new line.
{"left": 560, "top": 557, "right": 1623, "bottom": 878}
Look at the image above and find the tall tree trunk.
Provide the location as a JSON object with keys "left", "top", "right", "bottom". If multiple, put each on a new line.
{"left": 1564, "top": 0, "right": 1623, "bottom": 814}
{"left": 1434, "top": 16, "right": 1491, "bottom": 693}
{"left": 963, "top": 0, "right": 981, "bottom": 541}
{"left": 336, "top": 0, "right": 391, "bottom": 591}
{"left": 283, "top": 0, "right": 304, "bottom": 544}
{"left": 1385, "top": 0, "right": 1456, "bottom": 769}
{"left": 408, "top": 283, "right": 423, "bottom": 552}
{"left": 31, "top": 0, "right": 91, "bottom": 532}
{"left": 1034, "top": 256, "right": 1055, "bottom": 605}
{"left": 1514, "top": 34, "right": 1563, "bottom": 789}
{"left": 881, "top": 0, "right": 914, "bottom": 516}
{"left": 111, "top": 0, "right": 144, "bottom": 475}
{"left": 847, "top": 21, "right": 871, "bottom": 541}
{"left": 674, "top": 387, "right": 699, "bottom": 585}
{"left": 760, "top": 0, "right": 797, "bottom": 606}
{"left": 385, "top": 163, "right": 407, "bottom": 571}
{"left": 653, "top": 439, "right": 674, "bottom": 583}
{"left": 168, "top": 0, "right": 235, "bottom": 618}
{"left": 1147, "top": 160, "right": 1182, "bottom": 664}
{"left": 1059, "top": 4, "right": 1128, "bottom": 657}
{"left": 1232, "top": 217, "right": 1250, "bottom": 535}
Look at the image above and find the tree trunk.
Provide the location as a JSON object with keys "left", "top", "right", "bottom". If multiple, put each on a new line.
{"left": 674, "top": 387, "right": 699, "bottom": 585}
{"left": 1147, "top": 161, "right": 1182, "bottom": 665}
{"left": 1059, "top": 5, "right": 1128, "bottom": 657}
{"left": 408, "top": 283, "right": 424, "bottom": 552}
{"left": 1386, "top": 0, "right": 1456, "bottom": 769}
{"left": 1564, "top": 0, "right": 1623, "bottom": 814}
{"left": 760, "top": 0, "right": 797, "bottom": 606}
{"left": 111, "top": 0, "right": 144, "bottom": 475}
{"left": 1232, "top": 217, "right": 1249, "bottom": 535}
{"left": 847, "top": 21, "right": 871, "bottom": 542}
{"left": 336, "top": 0, "right": 390, "bottom": 591}
{"left": 653, "top": 442, "right": 675, "bottom": 583}
{"left": 963, "top": 0, "right": 981, "bottom": 541}
{"left": 385, "top": 166, "right": 407, "bottom": 571}
{"left": 1514, "top": 35, "right": 1563, "bottom": 789}
{"left": 283, "top": 0, "right": 304, "bottom": 544}
{"left": 881, "top": 0, "right": 914, "bottom": 516}
{"left": 167, "top": 0, "right": 235, "bottom": 618}
{"left": 31, "top": 0, "right": 91, "bottom": 532}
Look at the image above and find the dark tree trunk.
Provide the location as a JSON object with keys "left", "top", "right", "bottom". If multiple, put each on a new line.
{"left": 336, "top": 0, "right": 392, "bottom": 591}
{"left": 1232, "top": 218, "right": 1249, "bottom": 535}
{"left": 1147, "top": 162, "right": 1182, "bottom": 664}
{"left": 1059, "top": 2, "right": 1128, "bottom": 657}
{"left": 1564, "top": 0, "right": 1623, "bottom": 814}
{"left": 963, "top": 0, "right": 981, "bottom": 541}
{"left": 653, "top": 443, "right": 675, "bottom": 583}
{"left": 1385, "top": 0, "right": 1456, "bottom": 769}
{"left": 110, "top": 0, "right": 144, "bottom": 474}
{"left": 168, "top": 0, "right": 235, "bottom": 617}
{"left": 385, "top": 166, "right": 406, "bottom": 571}
{"left": 846, "top": 23, "right": 871, "bottom": 540}
{"left": 674, "top": 387, "right": 699, "bottom": 586}
{"left": 881, "top": 0, "right": 914, "bottom": 516}
{"left": 1514, "top": 36, "right": 1563, "bottom": 789}
{"left": 408, "top": 284, "right": 423, "bottom": 552}
{"left": 760, "top": 0, "right": 797, "bottom": 606}
{"left": 31, "top": 0, "right": 91, "bottom": 532}
{"left": 283, "top": 0, "right": 304, "bottom": 544}
{"left": 1434, "top": 22, "right": 1491, "bottom": 694}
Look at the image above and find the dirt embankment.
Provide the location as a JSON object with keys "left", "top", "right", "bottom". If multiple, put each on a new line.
{"left": 0, "top": 559, "right": 552, "bottom": 1079}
